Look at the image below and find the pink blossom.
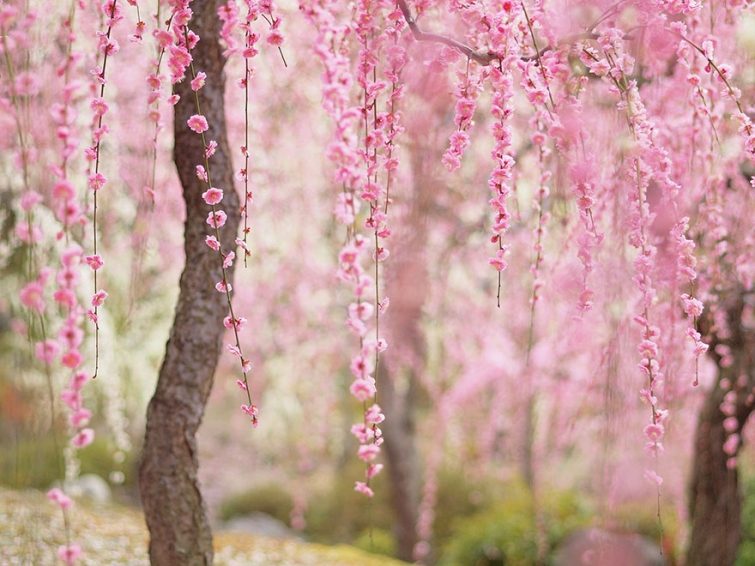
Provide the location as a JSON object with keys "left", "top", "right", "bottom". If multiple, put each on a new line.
{"left": 91, "top": 289, "right": 108, "bottom": 307}
{"left": 70, "top": 408, "right": 92, "bottom": 428}
{"left": 366, "top": 463, "right": 383, "bottom": 479}
{"left": 187, "top": 114, "right": 209, "bottom": 134}
{"left": 85, "top": 254, "right": 104, "bottom": 271}
{"left": 681, "top": 293, "right": 703, "bottom": 317}
{"left": 349, "top": 378, "right": 376, "bottom": 401}
{"left": 488, "top": 248, "right": 508, "bottom": 272}
{"left": 61, "top": 350, "right": 82, "bottom": 369}
{"left": 224, "top": 315, "right": 247, "bottom": 330}
{"left": 365, "top": 404, "right": 385, "bottom": 425}
{"left": 61, "top": 388, "right": 81, "bottom": 410}
{"left": 241, "top": 404, "right": 259, "bottom": 427}
{"left": 57, "top": 544, "right": 82, "bottom": 565}
{"left": 723, "top": 434, "right": 740, "bottom": 456}
{"left": 90, "top": 97, "right": 109, "bottom": 116}
{"left": 20, "top": 282, "right": 45, "bottom": 312}
{"left": 206, "top": 210, "right": 228, "bottom": 228}
{"left": 53, "top": 179, "right": 75, "bottom": 200}
{"left": 20, "top": 190, "right": 42, "bottom": 211}
{"left": 267, "top": 30, "right": 284, "bottom": 46}
{"left": 354, "top": 481, "right": 374, "bottom": 497}
{"left": 358, "top": 444, "right": 380, "bottom": 462}
{"left": 644, "top": 423, "right": 665, "bottom": 442}
{"left": 191, "top": 71, "right": 207, "bottom": 91}
{"left": 88, "top": 173, "right": 107, "bottom": 191}
{"left": 71, "top": 428, "right": 95, "bottom": 449}
{"left": 202, "top": 187, "right": 223, "bottom": 205}
{"left": 47, "top": 488, "right": 73, "bottom": 509}
{"left": 723, "top": 416, "right": 739, "bottom": 433}
{"left": 215, "top": 281, "right": 232, "bottom": 293}
{"left": 35, "top": 339, "right": 60, "bottom": 364}
{"left": 205, "top": 235, "right": 220, "bottom": 251}
{"left": 644, "top": 469, "right": 663, "bottom": 486}
{"left": 70, "top": 372, "right": 88, "bottom": 391}
{"left": 205, "top": 140, "right": 218, "bottom": 158}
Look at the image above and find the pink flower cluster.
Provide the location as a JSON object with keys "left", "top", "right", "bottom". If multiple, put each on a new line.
{"left": 442, "top": 65, "right": 482, "bottom": 172}
{"left": 486, "top": 64, "right": 515, "bottom": 283}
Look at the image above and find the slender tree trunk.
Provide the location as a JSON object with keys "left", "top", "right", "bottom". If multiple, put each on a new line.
{"left": 138, "top": 2, "right": 238, "bottom": 564}
{"left": 378, "top": 147, "right": 435, "bottom": 561}
{"left": 687, "top": 292, "right": 754, "bottom": 566}
{"left": 379, "top": 371, "right": 420, "bottom": 561}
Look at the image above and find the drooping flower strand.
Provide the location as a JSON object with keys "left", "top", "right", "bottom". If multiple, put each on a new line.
{"left": 381, "top": 1, "right": 406, "bottom": 216}
{"left": 126, "top": 0, "right": 145, "bottom": 42}
{"left": 85, "top": 0, "right": 122, "bottom": 379}
{"left": 4, "top": 10, "right": 81, "bottom": 561}
{"left": 578, "top": 30, "right": 682, "bottom": 521}
{"left": 673, "top": 217, "right": 707, "bottom": 386}
{"left": 145, "top": 7, "right": 176, "bottom": 204}
{"left": 300, "top": 0, "right": 380, "bottom": 492}
{"left": 1, "top": 13, "right": 37, "bottom": 278}
{"left": 178, "top": 19, "right": 258, "bottom": 425}
{"left": 486, "top": 59, "right": 516, "bottom": 307}
{"left": 239, "top": 1, "right": 262, "bottom": 267}
{"left": 52, "top": 1, "right": 84, "bottom": 242}
{"left": 519, "top": 0, "right": 555, "bottom": 113}
{"left": 353, "top": 0, "right": 386, "bottom": 497}
{"left": 525, "top": 113, "right": 551, "bottom": 359}
{"left": 674, "top": 25, "right": 755, "bottom": 163}
{"left": 258, "top": 0, "right": 287, "bottom": 67}
{"left": 442, "top": 59, "right": 482, "bottom": 172}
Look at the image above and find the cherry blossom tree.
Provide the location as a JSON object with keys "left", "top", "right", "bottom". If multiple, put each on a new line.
{"left": 1, "top": 0, "right": 753, "bottom": 564}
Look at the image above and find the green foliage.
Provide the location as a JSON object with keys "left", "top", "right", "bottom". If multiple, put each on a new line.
{"left": 432, "top": 468, "right": 504, "bottom": 546}
{"left": 0, "top": 434, "right": 62, "bottom": 489}
{"left": 0, "top": 434, "right": 133, "bottom": 490}
{"left": 736, "top": 470, "right": 755, "bottom": 566}
{"left": 77, "top": 438, "right": 136, "bottom": 487}
{"left": 353, "top": 527, "right": 396, "bottom": 557}
{"left": 440, "top": 481, "right": 590, "bottom": 566}
{"left": 609, "top": 500, "right": 678, "bottom": 560}
{"left": 219, "top": 483, "right": 294, "bottom": 523}
{"left": 304, "top": 458, "right": 393, "bottom": 544}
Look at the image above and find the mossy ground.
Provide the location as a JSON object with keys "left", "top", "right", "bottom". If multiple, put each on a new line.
{"left": 0, "top": 488, "right": 406, "bottom": 565}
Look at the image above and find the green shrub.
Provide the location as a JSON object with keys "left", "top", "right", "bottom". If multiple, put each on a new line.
{"left": 440, "top": 481, "right": 590, "bottom": 566}
{"left": 219, "top": 483, "right": 294, "bottom": 523}
{"left": 304, "top": 460, "right": 393, "bottom": 544}
{"left": 353, "top": 527, "right": 396, "bottom": 557}
{"left": 736, "top": 471, "right": 755, "bottom": 566}
{"left": 0, "top": 434, "right": 62, "bottom": 489}
{"left": 0, "top": 433, "right": 133, "bottom": 490}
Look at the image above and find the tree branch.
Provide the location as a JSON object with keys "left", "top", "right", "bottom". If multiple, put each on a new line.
{"left": 397, "top": 0, "right": 597, "bottom": 67}
{"left": 397, "top": 0, "right": 499, "bottom": 66}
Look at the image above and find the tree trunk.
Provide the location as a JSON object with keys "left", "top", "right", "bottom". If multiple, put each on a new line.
{"left": 378, "top": 147, "right": 435, "bottom": 561}
{"left": 138, "top": 2, "right": 238, "bottom": 564}
{"left": 687, "top": 292, "right": 754, "bottom": 566}
{"left": 379, "top": 371, "right": 420, "bottom": 561}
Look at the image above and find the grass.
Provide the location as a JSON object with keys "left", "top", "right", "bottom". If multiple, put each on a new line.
{"left": 0, "top": 487, "right": 406, "bottom": 565}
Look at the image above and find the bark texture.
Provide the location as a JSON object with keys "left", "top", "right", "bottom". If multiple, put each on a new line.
{"left": 138, "top": 2, "right": 238, "bottom": 564}
{"left": 687, "top": 291, "right": 754, "bottom": 566}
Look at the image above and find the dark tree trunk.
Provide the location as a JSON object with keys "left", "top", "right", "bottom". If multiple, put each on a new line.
{"left": 687, "top": 291, "right": 754, "bottom": 566}
{"left": 379, "top": 371, "right": 420, "bottom": 561}
{"left": 138, "top": 2, "right": 238, "bottom": 564}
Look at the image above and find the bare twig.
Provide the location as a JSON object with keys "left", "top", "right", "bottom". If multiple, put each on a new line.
{"left": 397, "top": 0, "right": 595, "bottom": 66}
{"left": 397, "top": 0, "right": 499, "bottom": 65}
